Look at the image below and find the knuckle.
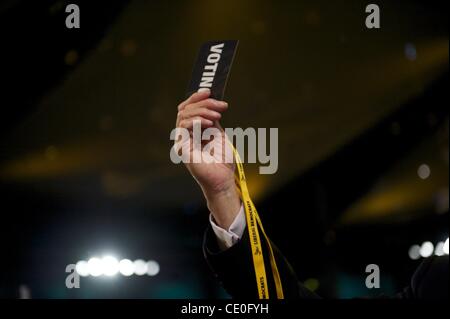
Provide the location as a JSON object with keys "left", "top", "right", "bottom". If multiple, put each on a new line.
{"left": 206, "top": 98, "right": 216, "bottom": 106}
{"left": 206, "top": 109, "right": 217, "bottom": 117}
{"left": 177, "top": 101, "right": 186, "bottom": 111}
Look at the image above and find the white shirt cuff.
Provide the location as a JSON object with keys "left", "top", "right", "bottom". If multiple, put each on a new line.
{"left": 209, "top": 204, "right": 246, "bottom": 250}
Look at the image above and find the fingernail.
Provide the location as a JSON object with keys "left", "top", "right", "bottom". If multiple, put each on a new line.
{"left": 197, "top": 88, "right": 210, "bottom": 93}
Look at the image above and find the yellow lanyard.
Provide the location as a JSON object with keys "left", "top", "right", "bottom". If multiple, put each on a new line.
{"left": 230, "top": 141, "right": 284, "bottom": 299}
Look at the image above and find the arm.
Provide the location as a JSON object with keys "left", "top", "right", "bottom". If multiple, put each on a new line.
{"left": 175, "top": 90, "right": 318, "bottom": 299}
{"left": 175, "top": 89, "right": 240, "bottom": 229}
{"left": 204, "top": 216, "right": 320, "bottom": 299}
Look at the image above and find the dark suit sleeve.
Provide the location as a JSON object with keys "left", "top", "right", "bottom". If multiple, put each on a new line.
{"left": 203, "top": 224, "right": 320, "bottom": 299}
{"left": 395, "top": 255, "right": 449, "bottom": 299}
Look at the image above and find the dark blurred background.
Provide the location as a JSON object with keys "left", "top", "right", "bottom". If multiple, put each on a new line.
{"left": 0, "top": 0, "right": 448, "bottom": 298}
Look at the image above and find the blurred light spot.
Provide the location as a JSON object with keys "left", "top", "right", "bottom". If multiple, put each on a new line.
{"left": 120, "top": 40, "right": 137, "bottom": 57}
{"left": 133, "top": 259, "right": 148, "bottom": 276}
{"left": 250, "top": 21, "right": 266, "bottom": 35}
{"left": 245, "top": 172, "right": 268, "bottom": 202}
{"left": 99, "top": 115, "right": 114, "bottom": 131}
{"left": 304, "top": 10, "right": 320, "bottom": 26}
{"left": 420, "top": 241, "right": 434, "bottom": 258}
{"left": 408, "top": 245, "right": 421, "bottom": 260}
{"left": 405, "top": 43, "right": 417, "bottom": 61}
{"left": 19, "top": 285, "right": 31, "bottom": 299}
{"left": 147, "top": 260, "right": 160, "bottom": 276}
{"left": 87, "top": 257, "right": 103, "bottom": 277}
{"left": 101, "top": 256, "right": 119, "bottom": 277}
{"left": 77, "top": 257, "right": 160, "bottom": 277}
{"left": 434, "top": 242, "right": 445, "bottom": 256}
{"left": 119, "top": 259, "right": 134, "bottom": 276}
{"left": 64, "top": 50, "right": 79, "bottom": 66}
{"left": 417, "top": 164, "right": 430, "bottom": 180}
{"left": 304, "top": 278, "right": 320, "bottom": 292}
{"left": 101, "top": 171, "right": 145, "bottom": 198}
{"left": 98, "top": 38, "right": 114, "bottom": 53}
{"left": 75, "top": 260, "right": 90, "bottom": 277}
{"left": 45, "top": 146, "right": 59, "bottom": 161}
{"left": 444, "top": 238, "right": 449, "bottom": 255}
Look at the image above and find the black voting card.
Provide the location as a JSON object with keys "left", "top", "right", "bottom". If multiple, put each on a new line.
{"left": 186, "top": 40, "right": 238, "bottom": 100}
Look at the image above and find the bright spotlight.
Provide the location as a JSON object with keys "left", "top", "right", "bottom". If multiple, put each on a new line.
{"left": 408, "top": 245, "right": 421, "bottom": 260}
{"left": 75, "top": 260, "right": 90, "bottom": 277}
{"left": 119, "top": 259, "right": 134, "bottom": 276}
{"left": 434, "top": 242, "right": 445, "bottom": 256}
{"left": 147, "top": 260, "right": 160, "bottom": 276}
{"left": 87, "top": 257, "right": 103, "bottom": 277}
{"left": 420, "top": 241, "right": 434, "bottom": 258}
{"left": 134, "top": 259, "right": 148, "bottom": 276}
{"left": 404, "top": 43, "right": 417, "bottom": 61}
{"left": 444, "top": 238, "right": 449, "bottom": 255}
{"left": 80, "top": 256, "right": 161, "bottom": 277}
{"left": 102, "top": 256, "right": 119, "bottom": 276}
{"left": 417, "top": 164, "right": 431, "bottom": 180}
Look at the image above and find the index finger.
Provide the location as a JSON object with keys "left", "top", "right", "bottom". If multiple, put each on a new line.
{"left": 177, "top": 89, "right": 211, "bottom": 111}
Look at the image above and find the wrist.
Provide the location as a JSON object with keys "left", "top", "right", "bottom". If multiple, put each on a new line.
{"left": 203, "top": 185, "right": 241, "bottom": 230}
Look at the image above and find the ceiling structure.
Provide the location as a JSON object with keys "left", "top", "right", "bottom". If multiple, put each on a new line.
{"left": 0, "top": 0, "right": 448, "bottom": 224}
